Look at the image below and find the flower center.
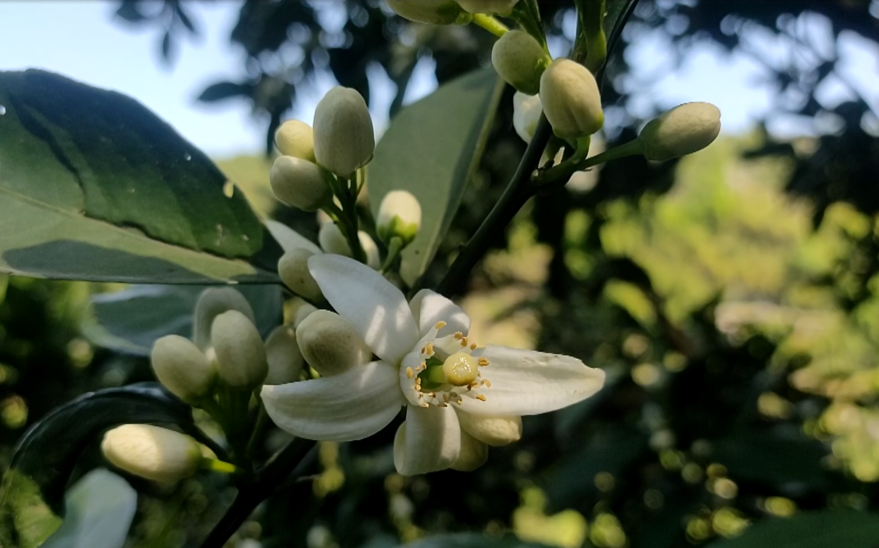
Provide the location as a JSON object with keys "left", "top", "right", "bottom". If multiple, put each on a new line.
{"left": 442, "top": 352, "right": 478, "bottom": 386}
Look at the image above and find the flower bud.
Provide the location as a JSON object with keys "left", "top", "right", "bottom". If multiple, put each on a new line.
{"left": 296, "top": 310, "right": 372, "bottom": 377}
{"left": 387, "top": 0, "right": 469, "bottom": 24}
{"left": 211, "top": 310, "right": 268, "bottom": 389}
{"left": 279, "top": 248, "right": 324, "bottom": 302}
{"left": 456, "top": 412, "right": 522, "bottom": 446}
{"left": 192, "top": 288, "right": 256, "bottom": 352}
{"left": 274, "top": 120, "right": 315, "bottom": 162}
{"left": 377, "top": 190, "right": 422, "bottom": 246}
{"left": 513, "top": 91, "right": 542, "bottom": 144}
{"left": 270, "top": 156, "right": 330, "bottom": 212}
{"left": 102, "top": 424, "right": 202, "bottom": 483}
{"left": 491, "top": 31, "right": 548, "bottom": 96}
{"left": 293, "top": 302, "right": 318, "bottom": 328}
{"left": 318, "top": 223, "right": 381, "bottom": 269}
{"left": 313, "top": 87, "right": 375, "bottom": 177}
{"left": 539, "top": 58, "right": 604, "bottom": 139}
{"left": 151, "top": 335, "right": 214, "bottom": 404}
{"left": 264, "top": 325, "right": 304, "bottom": 385}
{"left": 451, "top": 430, "right": 488, "bottom": 472}
{"left": 359, "top": 231, "right": 381, "bottom": 270}
{"left": 456, "top": 0, "right": 519, "bottom": 15}
{"left": 639, "top": 102, "right": 721, "bottom": 161}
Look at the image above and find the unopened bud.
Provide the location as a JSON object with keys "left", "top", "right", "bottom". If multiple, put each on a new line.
{"left": 151, "top": 335, "right": 214, "bottom": 404}
{"left": 513, "top": 91, "right": 542, "bottom": 144}
{"left": 539, "top": 58, "right": 604, "bottom": 139}
{"left": 318, "top": 223, "right": 381, "bottom": 269}
{"left": 211, "top": 310, "right": 268, "bottom": 389}
{"left": 264, "top": 325, "right": 304, "bottom": 385}
{"left": 274, "top": 120, "right": 315, "bottom": 162}
{"left": 293, "top": 302, "right": 318, "bottom": 328}
{"left": 491, "top": 31, "right": 548, "bottom": 96}
{"left": 192, "top": 288, "right": 256, "bottom": 352}
{"left": 387, "top": 0, "right": 470, "bottom": 24}
{"left": 456, "top": 0, "right": 519, "bottom": 15}
{"left": 102, "top": 424, "right": 202, "bottom": 483}
{"left": 451, "top": 430, "right": 488, "bottom": 472}
{"left": 296, "top": 310, "right": 372, "bottom": 377}
{"left": 279, "top": 248, "right": 324, "bottom": 303}
{"left": 456, "top": 412, "right": 522, "bottom": 446}
{"left": 313, "top": 87, "right": 375, "bottom": 177}
{"left": 270, "top": 156, "right": 330, "bottom": 212}
{"left": 359, "top": 231, "right": 381, "bottom": 270}
{"left": 377, "top": 191, "right": 422, "bottom": 246}
{"left": 639, "top": 102, "right": 721, "bottom": 161}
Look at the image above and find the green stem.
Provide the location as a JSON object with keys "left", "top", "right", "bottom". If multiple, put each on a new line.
{"left": 535, "top": 137, "right": 644, "bottom": 188}
{"left": 380, "top": 236, "right": 404, "bottom": 274}
{"left": 245, "top": 397, "right": 270, "bottom": 461}
{"left": 202, "top": 459, "right": 240, "bottom": 475}
{"left": 471, "top": 14, "right": 509, "bottom": 37}
{"left": 581, "top": 0, "right": 607, "bottom": 73}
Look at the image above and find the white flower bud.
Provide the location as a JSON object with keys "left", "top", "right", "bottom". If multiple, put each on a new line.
{"left": 359, "top": 231, "right": 381, "bottom": 270}
{"left": 539, "top": 58, "right": 604, "bottom": 139}
{"left": 192, "top": 288, "right": 256, "bottom": 352}
{"left": 457, "top": 0, "right": 519, "bottom": 15}
{"left": 513, "top": 91, "right": 542, "bottom": 144}
{"left": 491, "top": 30, "right": 548, "bottom": 96}
{"left": 318, "top": 223, "right": 380, "bottom": 269}
{"left": 102, "top": 424, "right": 202, "bottom": 483}
{"left": 279, "top": 248, "right": 324, "bottom": 303}
{"left": 313, "top": 87, "right": 375, "bottom": 177}
{"left": 270, "top": 156, "right": 330, "bottom": 212}
{"left": 296, "top": 310, "right": 372, "bottom": 377}
{"left": 387, "top": 0, "right": 469, "bottom": 24}
{"left": 274, "top": 120, "right": 315, "bottom": 162}
{"left": 377, "top": 190, "right": 422, "bottom": 246}
{"left": 151, "top": 335, "right": 214, "bottom": 404}
{"left": 293, "top": 302, "right": 318, "bottom": 328}
{"left": 456, "top": 412, "right": 522, "bottom": 446}
{"left": 264, "top": 325, "right": 304, "bottom": 385}
{"left": 450, "top": 430, "right": 489, "bottom": 472}
{"left": 639, "top": 102, "right": 721, "bottom": 161}
{"left": 211, "top": 310, "right": 268, "bottom": 389}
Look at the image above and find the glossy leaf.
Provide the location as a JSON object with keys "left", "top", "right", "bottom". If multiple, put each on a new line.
{"left": 368, "top": 68, "right": 503, "bottom": 287}
{"left": 0, "top": 70, "right": 282, "bottom": 284}
{"left": 707, "top": 510, "right": 879, "bottom": 548}
{"left": 84, "top": 284, "right": 283, "bottom": 356}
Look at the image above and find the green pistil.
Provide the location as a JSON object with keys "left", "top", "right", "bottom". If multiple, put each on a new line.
{"left": 417, "top": 357, "right": 446, "bottom": 390}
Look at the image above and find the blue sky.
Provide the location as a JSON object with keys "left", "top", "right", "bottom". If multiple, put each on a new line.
{"left": 1, "top": 2, "right": 877, "bottom": 158}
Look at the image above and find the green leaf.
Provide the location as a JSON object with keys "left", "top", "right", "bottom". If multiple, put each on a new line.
{"left": 404, "top": 534, "right": 549, "bottom": 548}
{"left": 42, "top": 470, "right": 136, "bottom": 548}
{"left": 604, "top": 0, "right": 639, "bottom": 66}
{"left": 84, "top": 284, "right": 282, "bottom": 356}
{"left": 368, "top": 68, "right": 503, "bottom": 287}
{"left": 0, "top": 70, "right": 282, "bottom": 284}
{"left": 706, "top": 510, "right": 879, "bottom": 548}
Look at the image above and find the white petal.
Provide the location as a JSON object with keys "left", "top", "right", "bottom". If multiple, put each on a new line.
{"left": 265, "top": 220, "right": 322, "bottom": 254}
{"left": 261, "top": 361, "right": 402, "bottom": 442}
{"left": 393, "top": 405, "right": 461, "bottom": 476}
{"left": 457, "top": 346, "right": 606, "bottom": 416}
{"left": 408, "top": 289, "right": 471, "bottom": 338}
{"left": 308, "top": 254, "right": 418, "bottom": 364}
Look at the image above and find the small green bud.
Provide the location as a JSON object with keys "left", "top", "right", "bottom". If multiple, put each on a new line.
{"left": 456, "top": 412, "right": 522, "bottom": 446}
{"left": 192, "top": 288, "right": 256, "bottom": 352}
{"left": 270, "top": 155, "right": 330, "bottom": 212}
{"left": 377, "top": 190, "right": 422, "bottom": 246}
{"left": 274, "top": 120, "right": 315, "bottom": 162}
{"left": 102, "top": 424, "right": 202, "bottom": 483}
{"left": 451, "top": 430, "right": 489, "bottom": 472}
{"left": 264, "top": 325, "right": 304, "bottom": 385}
{"left": 387, "top": 0, "right": 470, "bottom": 24}
{"left": 539, "top": 58, "right": 604, "bottom": 140}
{"left": 279, "top": 248, "right": 324, "bottom": 303}
{"left": 151, "top": 335, "right": 214, "bottom": 404}
{"left": 639, "top": 102, "right": 721, "bottom": 161}
{"left": 296, "top": 310, "right": 372, "bottom": 377}
{"left": 491, "top": 30, "right": 548, "bottom": 95}
{"left": 313, "top": 87, "right": 375, "bottom": 177}
{"left": 456, "top": 0, "right": 519, "bottom": 15}
{"left": 211, "top": 310, "right": 268, "bottom": 389}
{"left": 318, "top": 223, "right": 381, "bottom": 269}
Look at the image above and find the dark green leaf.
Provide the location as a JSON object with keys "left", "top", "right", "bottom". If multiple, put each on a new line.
{"left": 84, "top": 284, "right": 283, "bottom": 355}
{"left": 706, "top": 510, "right": 879, "bottom": 548}
{"left": 605, "top": 0, "right": 640, "bottom": 63}
{"left": 0, "top": 70, "right": 282, "bottom": 284}
{"left": 367, "top": 68, "right": 503, "bottom": 286}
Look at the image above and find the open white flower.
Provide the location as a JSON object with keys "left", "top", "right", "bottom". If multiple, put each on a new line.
{"left": 261, "top": 255, "right": 606, "bottom": 475}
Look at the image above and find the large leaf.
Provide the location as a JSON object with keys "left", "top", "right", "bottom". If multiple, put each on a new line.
{"left": 368, "top": 68, "right": 503, "bottom": 286}
{"left": 84, "top": 284, "right": 283, "bottom": 356}
{"left": 0, "top": 70, "right": 282, "bottom": 284}
{"left": 0, "top": 384, "right": 211, "bottom": 532}
{"left": 42, "top": 470, "right": 136, "bottom": 548}
{"left": 707, "top": 510, "right": 879, "bottom": 548}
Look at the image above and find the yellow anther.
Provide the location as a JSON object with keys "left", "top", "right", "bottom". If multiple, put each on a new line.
{"left": 435, "top": 321, "right": 447, "bottom": 330}
{"left": 442, "top": 352, "right": 480, "bottom": 387}
{"left": 483, "top": 379, "right": 492, "bottom": 388}
{"left": 406, "top": 367, "right": 414, "bottom": 379}
{"left": 420, "top": 345, "right": 426, "bottom": 354}
{"left": 470, "top": 343, "right": 477, "bottom": 350}
{"left": 439, "top": 403, "right": 448, "bottom": 408}
{"left": 454, "top": 332, "right": 463, "bottom": 340}
{"left": 426, "top": 342, "right": 435, "bottom": 355}
{"left": 421, "top": 402, "right": 430, "bottom": 408}
{"left": 476, "top": 394, "right": 487, "bottom": 402}
{"left": 478, "top": 357, "right": 490, "bottom": 366}
{"left": 460, "top": 337, "right": 468, "bottom": 347}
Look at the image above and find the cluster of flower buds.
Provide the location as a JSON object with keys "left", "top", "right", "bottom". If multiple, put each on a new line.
{"left": 387, "top": 0, "right": 519, "bottom": 24}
